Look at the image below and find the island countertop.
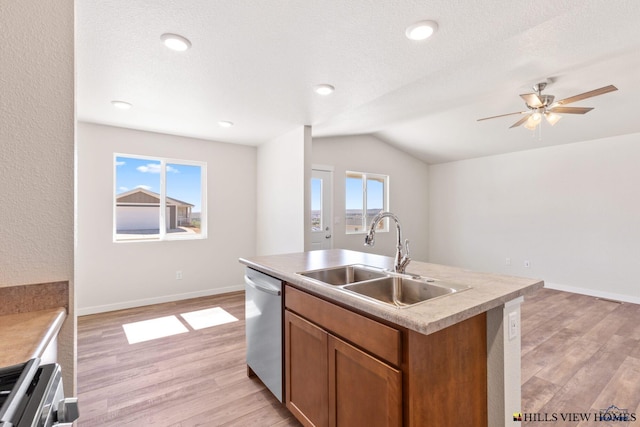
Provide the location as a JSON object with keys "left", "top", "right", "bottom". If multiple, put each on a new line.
{"left": 240, "top": 249, "right": 544, "bottom": 335}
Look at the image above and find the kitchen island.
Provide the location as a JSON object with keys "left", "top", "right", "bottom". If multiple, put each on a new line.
{"left": 240, "top": 249, "right": 543, "bottom": 427}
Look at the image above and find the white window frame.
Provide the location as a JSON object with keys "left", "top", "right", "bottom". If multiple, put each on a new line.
{"left": 113, "top": 153, "right": 207, "bottom": 242}
{"left": 345, "top": 171, "right": 389, "bottom": 234}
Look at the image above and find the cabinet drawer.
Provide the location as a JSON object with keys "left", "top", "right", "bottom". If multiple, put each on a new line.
{"left": 285, "top": 285, "right": 401, "bottom": 366}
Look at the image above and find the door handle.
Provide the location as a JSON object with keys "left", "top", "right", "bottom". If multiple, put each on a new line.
{"left": 325, "top": 234, "right": 332, "bottom": 239}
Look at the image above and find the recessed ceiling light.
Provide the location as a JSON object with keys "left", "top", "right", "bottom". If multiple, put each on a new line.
{"left": 111, "top": 100, "right": 132, "bottom": 110}
{"left": 314, "top": 84, "right": 335, "bottom": 95}
{"left": 161, "top": 33, "right": 192, "bottom": 51}
{"left": 405, "top": 20, "right": 438, "bottom": 41}
{"left": 218, "top": 121, "right": 234, "bottom": 128}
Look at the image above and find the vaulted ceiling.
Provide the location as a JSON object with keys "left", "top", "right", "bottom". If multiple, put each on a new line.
{"left": 77, "top": 0, "right": 640, "bottom": 164}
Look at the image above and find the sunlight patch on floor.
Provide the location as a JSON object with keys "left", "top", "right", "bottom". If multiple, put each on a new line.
{"left": 122, "top": 315, "right": 189, "bottom": 344}
{"left": 180, "top": 307, "right": 239, "bottom": 330}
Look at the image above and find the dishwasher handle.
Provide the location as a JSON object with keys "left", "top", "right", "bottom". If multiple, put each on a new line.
{"left": 244, "top": 275, "right": 281, "bottom": 296}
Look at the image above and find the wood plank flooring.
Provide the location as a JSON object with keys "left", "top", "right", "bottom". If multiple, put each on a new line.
{"left": 521, "top": 289, "right": 640, "bottom": 427}
{"left": 77, "top": 288, "right": 640, "bottom": 426}
{"left": 77, "top": 292, "right": 299, "bottom": 426}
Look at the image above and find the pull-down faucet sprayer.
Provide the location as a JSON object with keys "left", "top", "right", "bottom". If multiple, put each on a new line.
{"left": 364, "top": 211, "right": 411, "bottom": 274}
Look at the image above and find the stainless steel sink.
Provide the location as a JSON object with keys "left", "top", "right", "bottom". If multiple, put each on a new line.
{"left": 298, "top": 264, "right": 388, "bottom": 286}
{"left": 297, "top": 264, "right": 471, "bottom": 308}
{"left": 343, "top": 277, "right": 469, "bottom": 308}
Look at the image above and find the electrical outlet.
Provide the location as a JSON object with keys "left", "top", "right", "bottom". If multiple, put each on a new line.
{"left": 505, "top": 258, "right": 511, "bottom": 266}
{"left": 524, "top": 260, "right": 531, "bottom": 268}
{"left": 508, "top": 311, "right": 518, "bottom": 340}
{"left": 176, "top": 270, "right": 183, "bottom": 280}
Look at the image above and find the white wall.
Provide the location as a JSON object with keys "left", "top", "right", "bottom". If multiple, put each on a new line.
{"left": 429, "top": 133, "right": 640, "bottom": 303}
{"left": 0, "top": 0, "right": 75, "bottom": 392}
{"left": 313, "top": 135, "right": 429, "bottom": 262}
{"left": 77, "top": 123, "right": 256, "bottom": 314}
{"left": 257, "top": 126, "right": 311, "bottom": 255}
{"left": 0, "top": 1, "right": 74, "bottom": 290}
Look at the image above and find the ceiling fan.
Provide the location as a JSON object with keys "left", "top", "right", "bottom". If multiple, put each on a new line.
{"left": 477, "top": 82, "right": 618, "bottom": 130}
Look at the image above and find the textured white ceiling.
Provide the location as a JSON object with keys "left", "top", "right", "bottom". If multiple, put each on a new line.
{"left": 76, "top": 0, "right": 640, "bottom": 164}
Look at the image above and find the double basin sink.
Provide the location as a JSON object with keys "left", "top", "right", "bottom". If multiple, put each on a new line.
{"left": 297, "top": 264, "right": 470, "bottom": 309}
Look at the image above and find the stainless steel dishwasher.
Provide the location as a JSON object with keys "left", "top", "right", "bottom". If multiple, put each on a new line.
{"left": 244, "top": 267, "right": 283, "bottom": 402}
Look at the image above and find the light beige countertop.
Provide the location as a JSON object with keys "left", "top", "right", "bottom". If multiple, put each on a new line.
{"left": 240, "top": 249, "right": 544, "bottom": 335}
{"left": 0, "top": 307, "right": 67, "bottom": 367}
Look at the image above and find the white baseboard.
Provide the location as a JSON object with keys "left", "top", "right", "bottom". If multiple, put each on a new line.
{"left": 77, "top": 284, "right": 245, "bottom": 316}
{"left": 544, "top": 281, "right": 640, "bottom": 305}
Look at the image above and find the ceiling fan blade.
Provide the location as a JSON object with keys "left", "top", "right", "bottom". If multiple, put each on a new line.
{"left": 547, "top": 106, "right": 594, "bottom": 114}
{"left": 477, "top": 111, "right": 526, "bottom": 122}
{"left": 555, "top": 85, "right": 618, "bottom": 105}
{"left": 509, "top": 115, "right": 530, "bottom": 128}
{"left": 520, "top": 93, "right": 544, "bottom": 108}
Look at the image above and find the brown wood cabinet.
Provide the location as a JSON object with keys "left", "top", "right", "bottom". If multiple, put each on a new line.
{"left": 285, "top": 286, "right": 402, "bottom": 427}
{"left": 328, "top": 333, "right": 402, "bottom": 427}
{"left": 284, "top": 284, "right": 487, "bottom": 427}
{"left": 285, "top": 310, "right": 328, "bottom": 426}
{"left": 285, "top": 310, "right": 402, "bottom": 427}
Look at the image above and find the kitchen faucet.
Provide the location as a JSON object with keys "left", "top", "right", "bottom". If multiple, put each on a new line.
{"left": 364, "top": 211, "right": 411, "bottom": 274}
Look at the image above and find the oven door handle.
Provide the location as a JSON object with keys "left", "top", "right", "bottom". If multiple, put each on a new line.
{"left": 244, "top": 275, "right": 281, "bottom": 296}
{"left": 0, "top": 358, "right": 40, "bottom": 423}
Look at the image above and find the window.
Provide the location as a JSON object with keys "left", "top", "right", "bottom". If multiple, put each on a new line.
{"left": 345, "top": 171, "right": 388, "bottom": 234}
{"left": 114, "top": 154, "right": 206, "bottom": 241}
{"left": 311, "top": 177, "right": 323, "bottom": 232}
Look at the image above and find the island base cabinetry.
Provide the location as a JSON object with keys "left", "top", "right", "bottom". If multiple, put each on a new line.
{"left": 405, "top": 314, "right": 488, "bottom": 427}
{"left": 285, "top": 285, "right": 402, "bottom": 427}
{"left": 328, "top": 333, "right": 402, "bottom": 427}
{"left": 284, "top": 284, "right": 487, "bottom": 427}
{"left": 285, "top": 310, "right": 329, "bottom": 426}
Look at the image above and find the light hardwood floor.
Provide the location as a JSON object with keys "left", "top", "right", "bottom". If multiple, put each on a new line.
{"left": 520, "top": 289, "right": 640, "bottom": 427}
{"left": 77, "top": 292, "right": 299, "bottom": 426}
{"left": 77, "top": 288, "right": 640, "bottom": 426}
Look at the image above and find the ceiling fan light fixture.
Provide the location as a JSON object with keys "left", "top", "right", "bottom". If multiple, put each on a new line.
{"left": 523, "top": 120, "right": 537, "bottom": 131}
{"left": 544, "top": 112, "right": 562, "bottom": 126}
{"left": 523, "top": 114, "right": 542, "bottom": 130}
{"left": 161, "top": 33, "right": 192, "bottom": 51}
{"left": 405, "top": 20, "right": 438, "bottom": 41}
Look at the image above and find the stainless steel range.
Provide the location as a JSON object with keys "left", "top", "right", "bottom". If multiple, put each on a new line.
{"left": 0, "top": 358, "right": 78, "bottom": 427}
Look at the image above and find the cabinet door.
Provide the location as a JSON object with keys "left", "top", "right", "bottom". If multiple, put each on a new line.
{"left": 328, "top": 336, "right": 402, "bottom": 427}
{"left": 285, "top": 310, "right": 329, "bottom": 427}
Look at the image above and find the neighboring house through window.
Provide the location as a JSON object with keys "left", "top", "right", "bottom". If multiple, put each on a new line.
{"left": 114, "top": 155, "right": 206, "bottom": 241}
{"left": 345, "top": 171, "right": 389, "bottom": 234}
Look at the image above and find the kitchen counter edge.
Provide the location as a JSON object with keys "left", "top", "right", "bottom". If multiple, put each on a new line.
{"left": 0, "top": 308, "right": 67, "bottom": 367}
